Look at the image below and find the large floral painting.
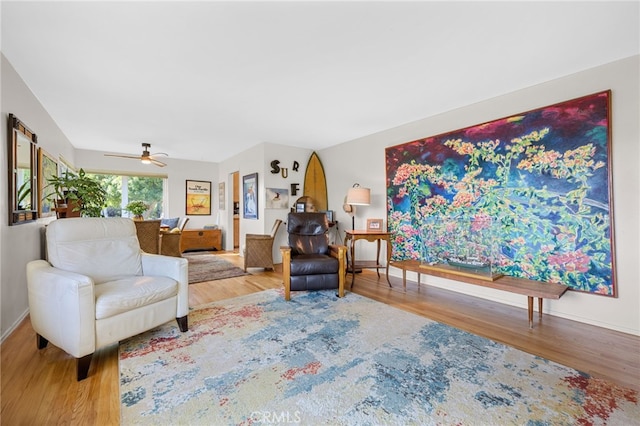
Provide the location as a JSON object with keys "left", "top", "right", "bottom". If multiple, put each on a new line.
{"left": 386, "top": 91, "right": 615, "bottom": 296}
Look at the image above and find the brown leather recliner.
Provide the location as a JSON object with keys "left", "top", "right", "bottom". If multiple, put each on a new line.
{"left": 280, "top": 212, "right": 347, "bottom": 300}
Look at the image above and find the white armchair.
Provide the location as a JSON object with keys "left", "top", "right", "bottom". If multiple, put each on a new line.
{"left": 27, "top": 217, "right": 189, "bottom": 380}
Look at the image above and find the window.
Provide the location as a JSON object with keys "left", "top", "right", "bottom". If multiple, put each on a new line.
{"left": 89, "top": 173, "right": 166, "bottom": 219}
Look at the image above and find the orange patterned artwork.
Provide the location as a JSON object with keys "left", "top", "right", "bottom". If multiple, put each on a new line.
{"left": 386, "top": 91, "right": 615, "bottom": 296}
{"left": 186, "top": 180, "right": 211, "bottom": 215}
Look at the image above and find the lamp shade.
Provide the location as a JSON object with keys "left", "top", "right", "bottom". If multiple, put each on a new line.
{"left": 346, "top": 186, "right": 370, "bottom": 206}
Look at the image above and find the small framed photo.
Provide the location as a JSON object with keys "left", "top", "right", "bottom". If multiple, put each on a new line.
{"left": 366, "top": 218, "right": 383, "bottom": 231}
{"left": 320, "top": 210, "right": 334, "bottom": 223}
{"left": 295, "top": 202, "right": 306, "bottom": 212}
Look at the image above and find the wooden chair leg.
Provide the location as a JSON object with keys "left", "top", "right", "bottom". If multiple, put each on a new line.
{"left": 36, "top": 334, "right": 49, "bottom": 350}
{"left": 281, "top": 248, "right": 292, "bottom": 301}
{"left": 77, "top": 354, "right": 93, "bottom": 381}
{"left": 176, "top": 315, "right": 188, "bottom": 332}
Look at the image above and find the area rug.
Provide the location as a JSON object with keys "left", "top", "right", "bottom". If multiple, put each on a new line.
{"left": 119, "top": 290, "right": 639, "bottom": 425}
{"left": 183, "top": 253, "right": 249, "bottom": 284}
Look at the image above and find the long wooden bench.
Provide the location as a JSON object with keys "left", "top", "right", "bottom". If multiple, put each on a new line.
{"left": 390, "top": 259, "right": 569, "bottom": 328}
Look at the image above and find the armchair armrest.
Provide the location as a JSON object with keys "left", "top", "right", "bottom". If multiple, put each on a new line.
{"left": 26, "top": 260, "right": 96, "bottom": 358}
{"left": 141, "top": 254, "right": 189, "bottom": 317}
{"left": 246, "top": 234, "right": 272, "bottom": 240}
{"left": 280, "top": 246, "right": 292, "bottom": 300}
{"left": 328, "top": 244, "right": 347, "bottom": 298}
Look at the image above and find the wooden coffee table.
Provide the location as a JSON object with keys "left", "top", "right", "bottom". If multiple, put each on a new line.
{"left": 391, "top": 259, "right": 568, "bottom": 328}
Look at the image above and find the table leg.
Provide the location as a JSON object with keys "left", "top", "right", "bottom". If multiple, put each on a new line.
{"left": 375, "top": 240, "right": 381, "bottom": 278}
{"left": 385, "top": 238, "right": 391, "bottom": 287}
{"left": 538, "top": 297, "right": 543, "bottom": 319}
{"left": 402, "top": 268, "right": 406, "bottom": 292}
{"left": 350, "top": 238, "right": 356, "bottom": 287}
{"left": 528, "top": 296, "right": 534, "bottom": 329}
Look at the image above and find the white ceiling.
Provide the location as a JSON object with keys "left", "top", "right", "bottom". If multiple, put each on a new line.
{"left": 2, "top": 1, "right": 638, "bottom": 163}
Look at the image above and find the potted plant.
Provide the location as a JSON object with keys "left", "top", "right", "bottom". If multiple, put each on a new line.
{"left": 46, "top": 168, "right": 107, "bottom": 218}
{"left": 125, "top": 200, "right": 148, "bottom": 220}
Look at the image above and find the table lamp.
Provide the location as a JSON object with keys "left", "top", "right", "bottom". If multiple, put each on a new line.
{"left": 345, "top": 183, "right": 370, "bottom": 230}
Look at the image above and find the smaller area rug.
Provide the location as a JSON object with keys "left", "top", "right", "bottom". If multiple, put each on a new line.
{"left": 120, "top": 290, "right": 639, "bottom": 425}
{"left": 183, "top": 253, "right": 249, "bottom": 284}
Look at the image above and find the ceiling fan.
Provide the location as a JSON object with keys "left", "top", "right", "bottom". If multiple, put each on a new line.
{"left": 105, "top": 143, "right": 168, "bottom": 167}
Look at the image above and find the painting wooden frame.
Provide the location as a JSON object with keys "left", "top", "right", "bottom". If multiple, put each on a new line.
{"left": 38, "top": 148, "right": 57, "bottom": 218}
{"left": 385, "top": 91, "right": 615, "bottom": 296}
{"left": 243, "top": 173, "right": 258, "bottom": 219}
{"left": 185, "top": 180, "right": 211, "bottom": 215}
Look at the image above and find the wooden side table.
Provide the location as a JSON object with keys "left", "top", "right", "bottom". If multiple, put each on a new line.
{"left": 390, "top": 259, "right": 568, "bottom": 328}
{"left": 344, "top": 230, "right": 393, "bottom": 288}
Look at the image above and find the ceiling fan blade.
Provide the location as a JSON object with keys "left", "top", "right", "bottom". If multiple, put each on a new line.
{"left": 105, "top": 144, "right": 168, "bottom": 166}
{"left": 105, "top": 154, "right": 142, "bottom": 160}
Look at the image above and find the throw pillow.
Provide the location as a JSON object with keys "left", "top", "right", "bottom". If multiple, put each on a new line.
{"left": 161, "top": 217, "right": 179, "bottom": 229}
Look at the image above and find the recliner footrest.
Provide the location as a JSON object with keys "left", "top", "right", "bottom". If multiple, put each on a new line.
{"left": 290, "top": 273, "right": 339, "bottom": 291}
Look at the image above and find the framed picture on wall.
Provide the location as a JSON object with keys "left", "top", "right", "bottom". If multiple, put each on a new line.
{"left": 320, "top": 210, "right": 334, "bottom": 223}
{"left": 243, "top": 173, "right": 258, "bottom": 219}
{"left": 265, "top": 188, "right": 289, "bottom": 209}
{"left": 38, "top": 148, "right": 57, "bottom": 218}
{"left": 185, "top": 180, "right": 211, "bottom": 215}
{"left": 219, "top": 182, "right": 225, "bottom": 210}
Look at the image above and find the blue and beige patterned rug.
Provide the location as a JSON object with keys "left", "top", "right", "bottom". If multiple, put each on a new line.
{"left": 120, "top": 289, "right": 638, "bottom": 425}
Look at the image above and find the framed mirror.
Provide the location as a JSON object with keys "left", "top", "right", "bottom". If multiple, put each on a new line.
{"left": 8, "top": 113, "right": 38, "bottom": 225}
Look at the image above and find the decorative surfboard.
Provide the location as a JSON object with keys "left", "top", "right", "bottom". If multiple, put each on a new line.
{"left": 303, "top": 151, "right": 328, "bottom": 212}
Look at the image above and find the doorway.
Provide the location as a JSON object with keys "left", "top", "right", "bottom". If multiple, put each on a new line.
{"left": 232, "top": 171, "right": 240, "bottom": 251}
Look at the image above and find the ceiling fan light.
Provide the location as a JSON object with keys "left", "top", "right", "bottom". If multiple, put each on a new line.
{"left": 141, "top": 158, "right": 151, "bottom": 165}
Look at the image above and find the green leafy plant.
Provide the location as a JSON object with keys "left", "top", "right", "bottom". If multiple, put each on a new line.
{"left": 46, "top": 168, "right": 107, "bottom": 217}
{"left": 17, "top": 180, "right": 31, "bottom": 209}
{"left": 125, "top": 200, "right": 149, "bottom": 217}
{"left": 388, "top": 129, "right": 612, "bottom": 295}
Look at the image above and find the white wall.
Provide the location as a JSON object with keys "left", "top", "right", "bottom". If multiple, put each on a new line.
{"left": 1, "top": 55, "right": 76, "bottom": 340}
{"left": 75, "top": 149, "right": 220, "bottom": 230}
{"left": 217, "top": 142, "right": 311, "bottom": 261}
{"left": 320, "top": 55, "right": 640, "bottom": 335}
{"left": 2, "top": 52, "right": 638, "bottom": 339}
{"left": 1, "top": 53, "right": 222, "bottom": 340}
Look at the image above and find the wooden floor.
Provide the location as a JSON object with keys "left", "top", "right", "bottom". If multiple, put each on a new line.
{"left": 2, "top": 252, "right": 638, "bottom": 424}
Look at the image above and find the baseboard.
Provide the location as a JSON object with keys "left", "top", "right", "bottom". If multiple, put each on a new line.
{"left": 1, "top": 308, "right": 29, "bottom": 344}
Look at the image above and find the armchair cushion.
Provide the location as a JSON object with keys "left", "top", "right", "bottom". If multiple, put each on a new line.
{"left": 94, "top": 276, "right": 178, "bottom": 320}
{"left": 161, "top": 217, "right": 179, "bottom": 229}
{"left": 287, "top": 213, "right": 329, "bottom": 255}
{"left": 46, "top": 217, "right": 142, "bottom": 283}
{"left": 290, "top": 254, "right": 338, "bottom": 275}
